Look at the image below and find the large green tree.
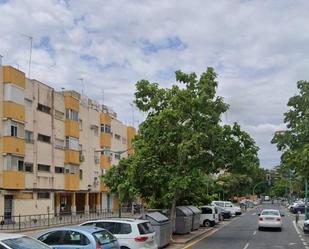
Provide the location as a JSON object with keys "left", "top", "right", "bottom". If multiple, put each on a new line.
{"left": 272, "top": 81, "right": 309, "bottom": 178}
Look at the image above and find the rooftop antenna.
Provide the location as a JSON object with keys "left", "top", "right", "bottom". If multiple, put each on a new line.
{"left": 22, "top": 34, "right": 33, "bottom": 78}
{"left": 78, "top": 78, "right": 84, "bottom": 96}
{"left": 0, "top": 55, "right": 3, "bottom": 66}
{"left": 101, "top": 89, "right": 105, "bottom": 105}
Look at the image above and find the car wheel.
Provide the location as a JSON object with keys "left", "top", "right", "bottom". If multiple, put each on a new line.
{"left": 278, "top": 227, "right": 282, "bottom": 232}
{"left": 258, "top": 227, "right": 262, "bottom": 231}
{"left": 121, "top": 247, "right": 130, "bottom": 249}
{"left": 203, "top": 220, "right": 211, "bottom": 227}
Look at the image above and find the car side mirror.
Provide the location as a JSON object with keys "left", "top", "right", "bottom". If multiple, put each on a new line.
{"left": 258, "top": 213, "right": 260, "bottom": 216}
{"left": 281, "top": 214, "right": 285, "bottom": 217}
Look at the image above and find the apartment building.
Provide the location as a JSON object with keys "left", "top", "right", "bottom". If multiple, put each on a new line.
{"left": 0, "top": 65, "right": 136, "bottom": 219}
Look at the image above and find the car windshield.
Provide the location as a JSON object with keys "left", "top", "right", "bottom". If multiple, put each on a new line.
{"left": 93, "top": 230, "right": 116, "bottom": 245}
{"left": 261, "top": 210, "right": 280, "bottom": 216}
{"left": 2, "top": 236, "right": 50, "bottom": 249}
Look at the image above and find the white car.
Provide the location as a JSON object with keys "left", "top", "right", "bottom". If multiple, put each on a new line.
{"left": 0, "top": 233, "right": 51, "bottom": 249}
{"left": 258, "top": 209, "right": 283, "bottom": 231}
{"left": 211, "top": 201, "right": 242, "bottom": 216}
{"left": 80, "top": 218, "right": 158, "bottom": 249}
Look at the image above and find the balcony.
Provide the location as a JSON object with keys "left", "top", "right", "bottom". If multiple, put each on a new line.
{"left": 2, "top": 66, "right": 25, "bottom": 89}
{"left": 100, "top": 133, "right": 111, "bottom": 148}
{"left": 3, "top": 101, "right": 25, "bottom": 122}
{"left": 100, "top": 155, "right": 111, "bottom": 169}
{"left": 64, "top": 95, "right": 79, "bottom": 111}
{"left": 2, "top": 171, "right": 25, "bottom": 189}
{"left": 65, "top": 120, "right": 79, "bottom": 138}
{"left": 64, "top": 149, "right": 80, "bottom": 165}
{"left": 100, "top": 113, "right": 111, "bottom": 125}
{"left": 64, "top": 174, "right": 80, "bottom": 191}
{"left": 1, "top": 136, "right": 25, "bottom": 156}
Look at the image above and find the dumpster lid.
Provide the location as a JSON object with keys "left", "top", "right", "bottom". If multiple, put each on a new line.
{"left": 146, "top": 212, "right": 169, "bottom": 223}
{"left": 176, "top": 206, "right": 193, "bottom": 216}
{"left": 186, "top": 205, "right": 201, "bottom": 214}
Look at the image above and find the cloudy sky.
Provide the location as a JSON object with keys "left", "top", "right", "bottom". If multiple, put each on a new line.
{"left": 1, "top": 0, "right": 309, "bottom": 168}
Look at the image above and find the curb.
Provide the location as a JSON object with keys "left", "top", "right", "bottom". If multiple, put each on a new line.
{"left": 171, "top": 227, "right": 214, "bottom": 245}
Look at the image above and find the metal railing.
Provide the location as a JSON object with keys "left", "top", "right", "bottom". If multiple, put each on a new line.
{"left": 0, "top": 209, "right": 132, "bottom": 231}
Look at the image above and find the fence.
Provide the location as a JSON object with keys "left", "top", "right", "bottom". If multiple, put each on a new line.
{"left": 0, "top": 209, "right": 133, "bottom": 231}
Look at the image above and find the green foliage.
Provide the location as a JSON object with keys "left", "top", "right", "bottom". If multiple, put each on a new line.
{"left": 102, "top": 157, "right": 136, "bottom": 204}
{"left": 104, "top": 68, "right": 260, "bottom": 209}
{"left": 272, "top": 81, "right": 309, "bottom": 178}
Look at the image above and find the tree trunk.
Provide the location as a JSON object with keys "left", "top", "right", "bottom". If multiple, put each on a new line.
{"left": 170, "top": 197, "right": 177, "bottom": 234}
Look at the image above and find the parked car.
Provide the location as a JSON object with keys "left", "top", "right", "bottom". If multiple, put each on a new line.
{"left": 303, "top": 219, "right": 309, "bottom": 234}
{"left": 258, "top": 209, "right": 283, "bottom": 231}
{"left": 216, "top": 206, "right": 232, "bottom": 220}
{"left": 211, "top": 201, "right": 242, "bottom": 216}
{"left": 200, "top": 206, "right": 219, "bottom": 227}
{"left": 80, "top": 219, "right": 158, "bottom": 249}
{"left": 290, "top": 203, "right": 307, "bottom": 214}
{"left": 0, "top": 233, "right": 51, "bottom": 249}
{"left": 36, "top": 226, "right": 120, "bottom": 249}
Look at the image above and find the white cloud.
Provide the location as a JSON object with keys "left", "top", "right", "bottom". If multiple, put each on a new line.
{"left": 1, "top": 0, "right": 309, "bottom": 168}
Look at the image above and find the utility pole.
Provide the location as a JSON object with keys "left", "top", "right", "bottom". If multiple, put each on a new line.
{"left": 305, "top": 179, "right": 308, "bottom": 220}
{"left": 0, "top": 54, "right": 3, "bottom": 66}
{"left": 22, "top": 34, "right": 33, "bottom": 78}
{"left": 289, "top": 169, "right": 292, "bottom": 204}
{"left": 78, "top": 78, "right": 84, "bottom": 96}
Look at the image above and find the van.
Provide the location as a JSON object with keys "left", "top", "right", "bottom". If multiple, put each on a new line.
{"left": 200, "top": 206, "right": 219, "bottom": 227}
{"left": 211, "top": 201, "right": 242, "bottom": 216}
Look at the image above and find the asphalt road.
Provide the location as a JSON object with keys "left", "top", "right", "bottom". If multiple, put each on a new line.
{"left": 190, "top": 203, "right": 308, "bottom": 249}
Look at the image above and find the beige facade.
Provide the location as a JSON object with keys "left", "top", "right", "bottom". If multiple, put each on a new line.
{"left": 0, "top": 65, "right": 136, "bottom": 220}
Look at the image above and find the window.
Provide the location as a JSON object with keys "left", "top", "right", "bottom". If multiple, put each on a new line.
{"left": 95, "top": 222, "right": 116, "bottom": 233}
{"left": 118, "top": 223, "right": 132, "bottom": 234}
{"left": 24, "top": 162, "right": 33, "bottom": 172}
{"left": 101, "top": 124, "right": 111, "bottom": 133}
{"left": 11, "top": 124, "right": 17, "bottom": 137}
{"left": 65, "top": 109, "right": 79, "bottom": 121}
{"left": 38, "top": 164, "right": 50, "bottom": 172}
{"left": 37, "top": 192, "right": 50, "bottom": 199}
{"left": 93, "top": 230, "right": 116, "bottom": 245}
{"left": 55, "top": 166, "right": 64, "bottom": 173}
{"left": 122, "top": 137, "right": 127, "bottom": 144}
{"left": 38, "top": 103, "right": 51, "bottom": 114}
{"left": 79, "top": 169, "right": 83, "bottom": 180}
{"left": 62, "top": 231, "right": 90, "bottom": 246}
{"left": 3, "top": 83, "right": 25, "bottom": 105}
{"left": 18, "top": 160, "right": 24, "bottom": 171}
{"left": 115, "top": 153, "right": 121, "bottom": 160}
{"left": 4, "top": 155, "right": 24, "bottom": 171}
{"left": 138, "top": 222, "right": 154, "bottom": 235}
{"left": 79, "top": 119, "right": 83, "bottom": 130}
{"left": 55, "top": 138, "right": 65, "bottom": 149}
{"left": 65, "top": 136, "right": 79, "bottom": 150}
{"left": 38, "top": 134, "right": 51, "bottom": 143}
{"left": 55, "top": 110, "right": 64, "bottom": 120}
{"left": 101, "top": 147, "right": 111, "bottom": 156}
{"left": 25, "top": 130, "right": 34, "bottom": 143}
{"left": 92, "top": 126, "right": 99, "bottom": 136}
{"left": 114, "top": 134, "right": 121, "bottom": 140}
{"left": 38, "top": 231, "right": 65, "bottom": 245}
{"left": 202, "top": 207, "right": 212, "bottom": 214}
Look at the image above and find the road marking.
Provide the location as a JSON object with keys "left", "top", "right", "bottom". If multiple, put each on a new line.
{"left": 252, "top": 213, "right": 256, "bottom": 216}
{"left": 303, "top": 242, "right": 307, "bottom": 246}
{"left": 293, "top": 221, "right": 301, "bottom": 235}
{"left": 181, "top": 228, "right": 219, "bottom": 249}
{"left": 243, "top": 242, "right": 250, "bottom": 249}
{"left": 301, "top": 238, "right": 305, "bottom": 242}
{"left": 253, "top": 231, "right": 257, "bottom": 235}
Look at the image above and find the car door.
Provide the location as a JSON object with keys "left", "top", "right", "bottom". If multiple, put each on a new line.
{"left": 59, "top": 230, "right": 91, "bottom": 249}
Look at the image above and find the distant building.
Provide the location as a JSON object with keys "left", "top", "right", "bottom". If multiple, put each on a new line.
{"left": 0, "top": 66, "right": 135, "bottom": 218}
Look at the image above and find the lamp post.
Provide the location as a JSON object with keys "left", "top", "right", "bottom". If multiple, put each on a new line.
{"left": 252, "top": 181, "right": 267, "bottom": 197}
{"left": 305, "top": 179, "right": 308, "bottom": 220}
